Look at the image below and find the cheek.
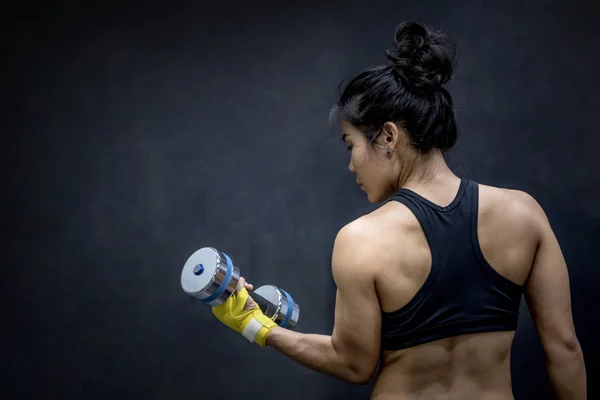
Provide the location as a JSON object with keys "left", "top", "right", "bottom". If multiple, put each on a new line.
{"left": 351, "top": 147, "right": 368, "bottom": 168}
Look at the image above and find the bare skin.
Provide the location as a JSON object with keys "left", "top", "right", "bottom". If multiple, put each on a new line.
{"left": 368, "top": 184, "right": 542, "bottom": 399}
{"left": 237, "top": 120, "right": 586, "bottom": 399}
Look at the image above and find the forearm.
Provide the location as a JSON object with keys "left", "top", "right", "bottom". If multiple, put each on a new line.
{"left": 265, "top": 327, "right": 364, "bottom": 384}
{"left": 546, "top": 343, "right": 586, "bottom": 399}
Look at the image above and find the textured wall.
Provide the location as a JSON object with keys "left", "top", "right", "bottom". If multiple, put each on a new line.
{"left": 3, "top": 1, "right": 598, "bottom": 399}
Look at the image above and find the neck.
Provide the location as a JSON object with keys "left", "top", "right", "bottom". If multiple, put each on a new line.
{"left": 399, "top": 150, "right": 457, "bottom": 191}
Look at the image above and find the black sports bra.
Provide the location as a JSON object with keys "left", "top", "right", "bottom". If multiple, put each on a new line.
{"left": 381, "top": 179, "right": 524, "bottom": 350}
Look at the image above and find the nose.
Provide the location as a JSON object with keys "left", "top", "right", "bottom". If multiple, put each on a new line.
{"left": 348, "top": 159, "right": 355, "bottom": 173}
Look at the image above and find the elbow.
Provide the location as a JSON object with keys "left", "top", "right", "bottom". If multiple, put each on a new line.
{"left": 545, "top": 333, "right": 583, "bottom": 361}
{"left": 558, "top": 333, "right": 582, "bottom": 354}
{"left": 564, "top": 335, "right": 583, "bottom": 354}
{"left": 345, "top": 366, "right": 375, "bottom": 385}
{"left": 346, "top": 373, "right": 371, "bottom": 385}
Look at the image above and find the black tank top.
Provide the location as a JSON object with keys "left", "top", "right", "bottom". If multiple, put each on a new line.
{"left": 381, "top": 178, "right": 524, "bottom": 350}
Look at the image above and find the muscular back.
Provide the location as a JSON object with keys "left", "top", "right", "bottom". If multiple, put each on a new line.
{"left": 364, "top": 182, "right": 541, "bottom": 400}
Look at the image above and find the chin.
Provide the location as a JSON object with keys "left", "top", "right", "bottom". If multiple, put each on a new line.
{"left": 365, "top": 190, "right": 382, "bottom": 204}
{"left": 364, "top": 188, "right": 389, "bottom": 204}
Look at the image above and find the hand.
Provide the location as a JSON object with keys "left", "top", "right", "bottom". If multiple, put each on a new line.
{"left": 236, "top": 276, "right": 257, "bottom": 311}
{"left": 213, "top": 275, "right": 277, "bottom": 346}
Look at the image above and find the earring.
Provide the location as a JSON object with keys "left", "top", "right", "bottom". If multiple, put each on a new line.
{"left": 386, "top": 148, "right": 391, "bottom": 155}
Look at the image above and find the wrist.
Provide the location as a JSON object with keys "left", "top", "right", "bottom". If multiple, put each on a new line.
{"left": 248, "top": 312, "right": 278, "bottom": 347}
{"left": 264, "top": 326, "right": 284, "bottom": 347}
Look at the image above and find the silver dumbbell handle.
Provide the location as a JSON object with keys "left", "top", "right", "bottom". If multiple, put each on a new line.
{"left": 248, "top": 290, "right": 277, "bottom": 316}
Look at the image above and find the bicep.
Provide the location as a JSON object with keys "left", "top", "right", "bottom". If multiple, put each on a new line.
{"left": 331, "top": 281, "right": 381, "bottom": 370}
{"left": 525, "top": 212, "right": 578, "bottom": 353}
{"left": 330, "top": 226, "right": 382, "bottom": 380}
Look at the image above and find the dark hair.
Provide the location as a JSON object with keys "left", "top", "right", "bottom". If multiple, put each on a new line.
{"left": 330, "top": 21, "right": 457, "bottom": 153}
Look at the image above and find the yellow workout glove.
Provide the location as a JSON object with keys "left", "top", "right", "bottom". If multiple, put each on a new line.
{"left": 212, "top": 287, "right": 277, "bottom": 347}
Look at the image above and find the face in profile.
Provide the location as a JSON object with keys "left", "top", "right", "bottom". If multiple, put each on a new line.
{"left": 341, "top": 120, "right": 400, "bottom": 204}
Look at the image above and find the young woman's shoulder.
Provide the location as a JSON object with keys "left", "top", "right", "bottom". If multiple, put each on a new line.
{"left": 478, "top": 183, "right": 548, "bottom": 230}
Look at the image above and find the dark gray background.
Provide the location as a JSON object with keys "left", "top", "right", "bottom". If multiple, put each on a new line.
{"left": 3, "top": 1, "right": 599, "bottom": 399}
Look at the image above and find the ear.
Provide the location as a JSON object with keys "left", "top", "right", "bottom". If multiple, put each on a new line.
{"left": 380, "top": 121, "right": 403, "bottom": 149}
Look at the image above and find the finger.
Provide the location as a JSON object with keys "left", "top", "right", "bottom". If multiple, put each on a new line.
{"left": 245, "top": 283, "right": 253, "bottom": 290}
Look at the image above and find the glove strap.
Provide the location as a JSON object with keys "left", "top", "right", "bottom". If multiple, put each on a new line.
{"left": 242, "top": 318, "right": 264, "bottom": 343}
{"left": 242, "top": 312, "right": 277, "bottom": 346}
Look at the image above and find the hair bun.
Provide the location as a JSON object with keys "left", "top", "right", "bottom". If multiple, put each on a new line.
{"left": 385, "top": 21, "right": 456, "bottom": 94}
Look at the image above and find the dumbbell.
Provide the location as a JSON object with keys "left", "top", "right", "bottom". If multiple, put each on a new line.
{"left": 180, "top": 247, "right": 300, "bottom": 330}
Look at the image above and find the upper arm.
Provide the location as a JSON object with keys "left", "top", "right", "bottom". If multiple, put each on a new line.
{"left": 522, "top": 193, "right": 580, "bottom": 354}
{"left": 330, "top": 221, "right": 382, "bottom": 383}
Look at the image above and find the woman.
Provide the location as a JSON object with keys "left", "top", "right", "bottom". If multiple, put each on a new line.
{"left": 212, "top": 21, "right": 586, "bottom": 399}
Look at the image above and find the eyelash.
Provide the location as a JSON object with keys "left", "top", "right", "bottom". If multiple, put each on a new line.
{"left": 346, "top": 146, "right": 353, "bottom": 151}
